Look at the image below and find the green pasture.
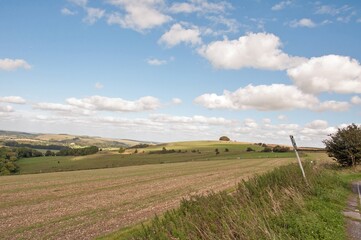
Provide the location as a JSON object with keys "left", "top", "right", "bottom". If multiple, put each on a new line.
{"left": 17, "top": 141, "right": 298, "bottom": 174}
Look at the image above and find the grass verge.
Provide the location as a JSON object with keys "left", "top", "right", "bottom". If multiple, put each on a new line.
{"left": 103, "top": 162, "right": 355, "bottom": 240}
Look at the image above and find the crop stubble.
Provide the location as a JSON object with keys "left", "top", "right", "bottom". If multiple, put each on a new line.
{"left": 0, "top": 158, "right": 291, "bottom": 239}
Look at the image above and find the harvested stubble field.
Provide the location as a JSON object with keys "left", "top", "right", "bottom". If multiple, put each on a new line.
{"left": 1, "top": 157, "right": 293, "bottom": 240}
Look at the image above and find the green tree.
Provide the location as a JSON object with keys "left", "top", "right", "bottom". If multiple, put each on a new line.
{"left": 219, "top": 136, "right": 230, "bottom": 141}
{"left": 246, "top": 147, "right": 254, "bottom": 152}
{"left": 323, "top": 123, "right": 361, "bottom": 167}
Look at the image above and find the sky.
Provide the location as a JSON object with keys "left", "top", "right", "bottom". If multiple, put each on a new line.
{"left": 0, "top": 0, "right": 361, "bottom": 147}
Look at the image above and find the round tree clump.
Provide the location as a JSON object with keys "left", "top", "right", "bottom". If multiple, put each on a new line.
{"left": 219, "top": 136, "right": 230, "bottom": 141}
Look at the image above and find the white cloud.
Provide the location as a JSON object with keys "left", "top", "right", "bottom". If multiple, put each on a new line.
{"left": 95, "top": 82, "right": 104, "bottom": 89}
{"left": 198, "top": 32, "right": 306, "bottom": 70}
{"left": 83, "top": 7, "right": 105, "bottom": 24}
{"left": 172, "top": 98, "right": 182, "bottom": 104}
{"left": 315, "top": 101, "right": 350, "bottom": 112}
{"left": 315, "top": 4, "right": 352, "bottom": 16}
{"left": 106, "top": 0, "right": 171, "bottom": 32}
{"left": 0, "top": 58, "right": 31, "bottom": 71}
{"left": 0, "top": 96, "right": 26, "bottom": 104}
{"left": 278, "top": 115, "right": 287, "bottom": 121}
{"left": 271, "top": 1, "right": 292, "bottom": 11}
{"left": 169, "top": 0, "right": 232, "bottom": 14}
{"left": 351, "top": 96, "right": 361, "bottom": 105}
{"left": 68, "top": 0, "right": 87, "bottom": 7}
{"left": 150, "top": 114, "right": 234, "bottom": 125}
{"left": 205, "top": 16, "right": 239, "bottom": 35}
{"left": 194, "top": 84, "right": 350, "bottom": 112}
{"left": 66, "top": 95, "right": 161, "bottom": 112}
{"left": 0, "top": 105, "right": 14, "bottom": 112}
{"left": 34, "top": 103, "right": 75, "bottom": 112}
{"left": 315, "top": 4, "right": 355, "bottom": 23}
{"left": 357, "top": 18, "right": 361, "bottom": 23}
{"left": 306, "top": 120, "right": 328, "bottom": 129}
{"left": 33, "top": 102, "right": 94, "bottom": 116}
{"left": 263, "top": 118, "right": 272, "bottom": 124}
{"left": 61, "top": 7, "right": 77, "bottom": 15}
{"left": 159, "top": 23, "right": 202, "bottom": 47}
{"left": 289, "top": 18, "right": 316, "bottom": 28}
{"left": 147, "top": 58, "right": 167, "bottom": 66}
{"left": 287, "top": 55, "right": 361, "bottom": 94}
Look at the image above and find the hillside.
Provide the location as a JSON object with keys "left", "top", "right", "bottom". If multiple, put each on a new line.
{"left": 0, "top": 130, "right": 156, "bottom": 148}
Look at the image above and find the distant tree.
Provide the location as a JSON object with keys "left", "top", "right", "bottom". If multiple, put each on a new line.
{"left": 134, "top": 149, "right": 138, "bottom": 154}
{"left": 219, "top": 136, "right": 230, "bottom": 141}
{"left": 272, "top": 145, "right": 290, "bottom": 153}
{"left": 262, "top": 147, "right": 272, "bottom": 152}
{"left": 323, "top": 123, "right": 361, "bottom": 167}
{"left": 225, "top": 148, "right": 229, "bottom": 152}
{"left": 45, "top": 150, "right": 54, "bottom": 156}
{"left": 215, "top": 148, "right": 220, "bottom": 155}
{"left": 119, "top": 147, "right": 125, "bottom": 153}
{"left": 0, "top": 147, "right": 19, "bottom": 175}
{"left": 246, "top": 147, "right": 255, "bottom": 152}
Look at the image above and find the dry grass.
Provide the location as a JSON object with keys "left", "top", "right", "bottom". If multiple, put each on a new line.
{"left": 0, "top": 157, "right": 292, "bottom": 239}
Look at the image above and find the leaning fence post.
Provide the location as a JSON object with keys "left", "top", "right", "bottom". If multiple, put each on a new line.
{"left": 289, "top": 135, "right": 308, "bottom": 185}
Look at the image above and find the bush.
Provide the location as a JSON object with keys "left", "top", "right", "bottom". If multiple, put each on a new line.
{"left": 246, "top": 147, "right": 254, "bottom": 152}
{"left": 273, "top": 145, "right": 290, "bottom": 152}
{"left": 323, "top": 123, "right": 361, "bottom": 167}
{"left": 262, "top": 147, "right": 272, "bottom": 152}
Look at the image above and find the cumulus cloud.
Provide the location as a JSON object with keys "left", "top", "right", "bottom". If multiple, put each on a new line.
{"left": 0, "top": 105, "right": 14, "bottom": 112}
{"left": 150, "top": 114, "right": 234, "bottom": 125}
{"left": 351, "top": 96, "right": 361, "bottom": 105}
{"left": 194, "top": 84, "right": 350, "bottom": 112}
{"left": 0, "top": 58, "right": 31, "bottom": 71}
{"left": 0, "top": 96, "right": 26, "bottom": 104}
{"left": 287, "top": 55, "right": 361, "bottom": 94}
{"left": 66, "top": 95, "right": 161, "bottom": 112}
{"left": 61, "top": 7, "right": 77, "bottom": 15}
{"left": 172, "top": 98, "right": 182, "bottom": 104}
{"left": 198, "top": 32, "right": 306, "bottom": 70}
{"left": 289, "top": 18, "right": 316, "bottom": 28}
{"left": 83, "top": 7, "right": 105, "bottom": 24}
{"left": 169, "top": 0, "right": 232, "bottom": 14}
{"left": 147, "top": 58, "right": 167, "bottom": 66}
{"left": 159, "top": 23, "right": 202, "bottom": 47}
{"left": 306, "top": 120, "right": 328, "bottom": 129}
{"left": 106, "top": 0, "right": 171, "bottom": 32}
{"left": 271, "top": 1, "right": 292, "bottom": 11}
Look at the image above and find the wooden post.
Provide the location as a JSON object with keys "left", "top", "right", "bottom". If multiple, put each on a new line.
{"left": 289, "top": 135, "right": 308, "bottom": 185}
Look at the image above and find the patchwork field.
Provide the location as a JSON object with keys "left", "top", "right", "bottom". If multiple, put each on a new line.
{"left": 1, "top": 157, "right": 295, "bottom": 240}
{"left": 17, "top": 141, "right": 296, "bottom": 174}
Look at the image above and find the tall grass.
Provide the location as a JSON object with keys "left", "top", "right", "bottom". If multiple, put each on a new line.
{"left": 128, "top": 163, "right": 349, "bottom": 240}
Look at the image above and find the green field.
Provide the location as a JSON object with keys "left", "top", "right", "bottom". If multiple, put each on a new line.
{"left": 17, "top": 141, "right": 297, "bottom": 174}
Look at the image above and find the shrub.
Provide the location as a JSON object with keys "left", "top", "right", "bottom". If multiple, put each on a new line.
{"left": 323, "top": 123, "right": 361, "bottom": 167}
{"left": 273, "top": 145, "right": 290, "bottom": 153}
{"left": 246, "top": 147, "right": 254, "bottom": 152}
{"left": 262, "top": 147, "right": 272, "bottom": 152}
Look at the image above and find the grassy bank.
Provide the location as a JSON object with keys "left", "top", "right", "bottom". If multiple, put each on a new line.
{"left": 107, "top": 163, "right": 354, "bottom": 240}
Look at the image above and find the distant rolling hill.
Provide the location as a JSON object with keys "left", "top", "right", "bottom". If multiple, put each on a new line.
{"left": 0, "top": 130, "right": 157, "bottom": 148}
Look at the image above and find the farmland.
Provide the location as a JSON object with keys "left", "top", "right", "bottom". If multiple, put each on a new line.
{"left": 1, "top": 155, "right": 298, "bottom": 239}
{"left": 16, "top": 141, "right": 297, "bottom": 174}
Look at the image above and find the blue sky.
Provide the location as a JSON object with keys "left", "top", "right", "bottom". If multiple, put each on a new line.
{"left": 0, "top": 0, "right": 361, "bottom": 146}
